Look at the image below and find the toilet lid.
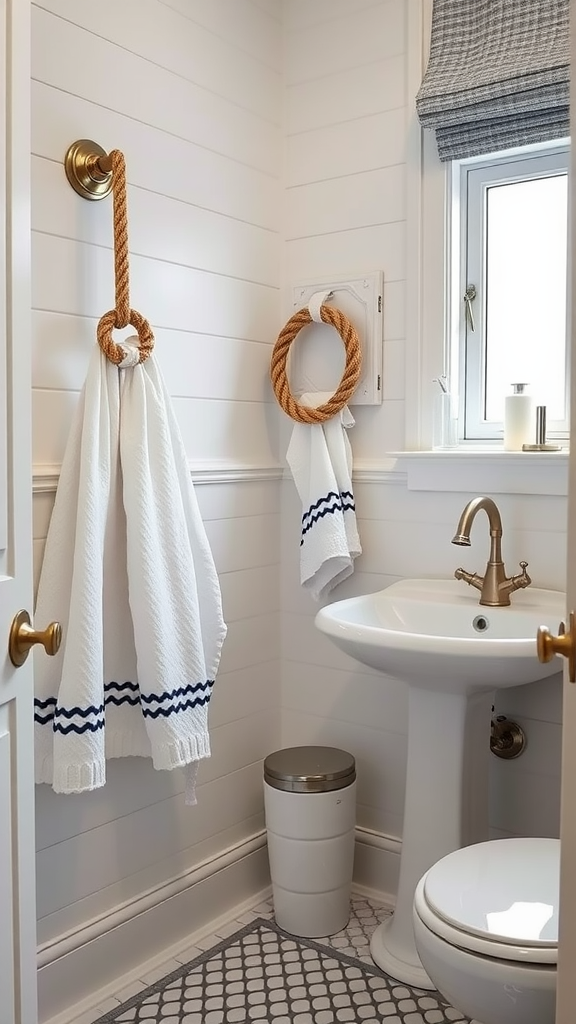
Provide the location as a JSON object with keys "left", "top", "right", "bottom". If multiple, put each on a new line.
{"left": 423, "top": 838, "right": 559, "bottom": 952}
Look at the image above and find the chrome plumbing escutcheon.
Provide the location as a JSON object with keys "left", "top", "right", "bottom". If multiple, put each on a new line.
{"left": 490, "top": 715, "right": 526, "bottom": 759}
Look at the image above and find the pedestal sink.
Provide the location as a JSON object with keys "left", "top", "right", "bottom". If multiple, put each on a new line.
{"left": 315, "top": 578, "right": 565, "bottom": 988}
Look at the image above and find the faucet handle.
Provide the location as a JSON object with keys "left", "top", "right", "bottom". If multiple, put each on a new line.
{"left": 512, "top": 560, "right": 531, "bottom": 591}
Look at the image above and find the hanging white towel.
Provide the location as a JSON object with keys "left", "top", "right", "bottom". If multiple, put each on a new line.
{"left": 286, "top": 392, "right": 361, "bottom": 601}
{"left": 34, "top": 341, "right": 227, "bottom": 802}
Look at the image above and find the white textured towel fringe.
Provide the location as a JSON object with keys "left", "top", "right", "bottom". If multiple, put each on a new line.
{"left": 34, "top": 341, "right": 227, "bottom": 803}
{"left": 286, "top": 392, "right": 361, "bottom": 601}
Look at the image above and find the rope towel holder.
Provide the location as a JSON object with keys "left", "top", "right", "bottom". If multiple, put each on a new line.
{"left": 270, "top": 304, "right": 362, "bottom": 424}
{"left": 64, "top": 141, "right": 155, "bottom": 365}
{"left": 97, "top": 307, "right": 155, "bottom": 366}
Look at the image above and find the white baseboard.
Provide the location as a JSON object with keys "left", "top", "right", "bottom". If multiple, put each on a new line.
{"left": 38, "top": 830, "right": 270, "bottom": 1024}
{"left": 353, "top": 826, "right": 402, "bottom": 905}
{"left": 38, "top": 826, "right": 400, "bottom": 1024}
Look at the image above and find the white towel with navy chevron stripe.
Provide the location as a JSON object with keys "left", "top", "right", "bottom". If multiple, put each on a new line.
{"left": 286, "top": 392, "right": 361, "bottom": 600}
{"left": 34, "top": 341, "right": 227, "bottom": 801}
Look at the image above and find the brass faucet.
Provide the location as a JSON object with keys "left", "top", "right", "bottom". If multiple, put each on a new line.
{"left": 451, "top": 496, "right": 531, "bottom": 607}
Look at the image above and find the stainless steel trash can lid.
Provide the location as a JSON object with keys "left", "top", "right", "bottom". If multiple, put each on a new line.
{"left": 264, "top": 746, "right": 356, "bottom": 793}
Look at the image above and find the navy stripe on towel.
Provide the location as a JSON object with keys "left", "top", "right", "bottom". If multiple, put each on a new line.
{"left": 141, "top": 691, "right": 213, "bottom": 719}
{"left": 54, "top": 703, "right": 105, "bottom": 719}
{"left": 34, "top": 698, "right": 105, "bottom": 733}
{"left": 34, "top": 678, "right": 216, "bottom": 732}
{"left": 104, "top": 680, "right": 141, "bottom": 710}
{"left": 34, "top": 696, "right": 57, "bottom": 725}
{"left": 54, "top": 719, "right": 105, "bottom": 736}
{"left": 105, "top": 680, "right": 139, "bottom": 695}
{"left": 139, "top": 680, "right": 213, "bottom": 706}
{"left": 301, "top": 490, "right": 356, "bottom": 543}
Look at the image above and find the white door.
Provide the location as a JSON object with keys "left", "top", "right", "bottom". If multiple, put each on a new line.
{"left": 0, "top": 0, "right": 38, "bottom": 1021}
{"left": 556, "top": 7, "right": 576, "bottom": 1020}
{"left": 556, "top": 648, "right": 576, "bottom": 1018}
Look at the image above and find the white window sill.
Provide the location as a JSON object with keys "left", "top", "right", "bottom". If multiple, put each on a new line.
{"left": 386, "top": 448, "right": 569, "bottom": 496}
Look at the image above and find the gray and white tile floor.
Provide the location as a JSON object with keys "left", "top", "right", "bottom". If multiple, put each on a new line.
{"left": 79, "top": 896, "right": 478, "bottom": 1024}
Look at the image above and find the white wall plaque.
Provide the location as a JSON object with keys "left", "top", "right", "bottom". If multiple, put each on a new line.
{"left": 291, "top": 272, "right": 384, "bottom": 406}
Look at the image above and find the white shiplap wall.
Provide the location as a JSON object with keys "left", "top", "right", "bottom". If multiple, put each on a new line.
{"left": 31, "top": 0, "right": 568, "bottom": 1007}
{"left": 31, "top": 0, "right": 283, "bottom": 969}
{"left": 281, "top": 0, "right": 566, "bottom": 861}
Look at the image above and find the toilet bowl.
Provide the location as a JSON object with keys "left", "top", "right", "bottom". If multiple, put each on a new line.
{"left": 412, "top": 837, "right": 559, "bottom": 1024}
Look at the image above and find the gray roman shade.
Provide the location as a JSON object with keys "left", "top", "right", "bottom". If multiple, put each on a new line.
{"left": 416, "top": 0, "right": 570, "bottom": 162}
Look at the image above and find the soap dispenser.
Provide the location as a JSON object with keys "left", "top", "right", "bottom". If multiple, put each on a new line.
{"left": 504, "top": 383, "right": 533, "bottom": 451}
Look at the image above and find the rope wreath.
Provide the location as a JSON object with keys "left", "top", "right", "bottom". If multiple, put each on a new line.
{"left": 270, "top": 305, "right": 362, "bottom": 423}
{"left": 96, "top": 150, "right": 155, "bottom": 365}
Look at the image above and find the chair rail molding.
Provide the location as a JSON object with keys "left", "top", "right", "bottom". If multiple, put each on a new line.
{"left": 33, "top": 462, "right": 284, "bottom": 494}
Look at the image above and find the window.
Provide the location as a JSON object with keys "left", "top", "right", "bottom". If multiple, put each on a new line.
{"left": 455, "top": 144, "right": 569, "bottom": 443}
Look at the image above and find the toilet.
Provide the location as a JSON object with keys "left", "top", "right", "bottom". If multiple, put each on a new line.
{"left": 412, "top": 837, "right": 559, "bottom": 1024}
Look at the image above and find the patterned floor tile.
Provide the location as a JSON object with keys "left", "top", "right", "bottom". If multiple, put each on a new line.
{"left": 91, "top": 899, "right": 472, "bottom": 1024}
{"left": 314, "top": 896, "right": 394, "bottom": 963}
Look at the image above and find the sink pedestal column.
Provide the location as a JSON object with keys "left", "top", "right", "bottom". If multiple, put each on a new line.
{"left": 370, "top": 685, "right": 493, "bottom": 988}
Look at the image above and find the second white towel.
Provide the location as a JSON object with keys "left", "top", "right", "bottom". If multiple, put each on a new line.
{"left": 286, "top": 392, "right": 361, "bottom": 601}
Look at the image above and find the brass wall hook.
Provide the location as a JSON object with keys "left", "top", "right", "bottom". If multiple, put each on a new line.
{"left": 65, "top": 139, "right": 113, "bottom": 200}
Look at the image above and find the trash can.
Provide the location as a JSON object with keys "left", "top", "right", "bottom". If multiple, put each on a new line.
{"left": 264, "top": 745, "right": 356, "bottom": 937}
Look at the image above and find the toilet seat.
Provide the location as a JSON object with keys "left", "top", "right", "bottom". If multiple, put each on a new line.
{"left": 414, "top": 838, "right": 559, "bottom": 965}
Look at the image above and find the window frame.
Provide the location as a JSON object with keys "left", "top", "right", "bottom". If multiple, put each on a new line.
{"left": 458, "top": 144, "right": 570, "bottom": 443}
{"left": 404, "top": 0, "right": 570, "bottom": 465}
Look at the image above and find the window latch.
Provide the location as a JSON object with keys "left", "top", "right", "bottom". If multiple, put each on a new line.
{"left": 464, "top": 284, "right": 476, "bottom": 332}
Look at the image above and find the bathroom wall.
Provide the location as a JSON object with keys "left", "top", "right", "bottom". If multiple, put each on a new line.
{"left": 280, "top": 0, "right": 566, "bottom": 886}
{"left": 30, "top": 0, "right": 567, "bottom": 1004}
{"left": 31, "top": 0, "right": 283, "bottom": 990}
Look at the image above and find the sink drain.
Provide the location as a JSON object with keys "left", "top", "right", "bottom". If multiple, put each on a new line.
{"left": 472, "top": 614, "right": 490, "bottom": 632}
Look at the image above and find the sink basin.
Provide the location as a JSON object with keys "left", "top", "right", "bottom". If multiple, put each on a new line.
{"left": 315, "top": 578, "right": 565, "bottom": 694}
{"left": 314, "top": 577, "right": 565, "bottom": 989}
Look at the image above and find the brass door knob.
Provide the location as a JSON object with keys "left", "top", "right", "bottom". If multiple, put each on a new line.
{"left": 9, "top": 609, "right": 62, "bottom": 668}
{"left": 537, "top": 611, "right": 575, "bottom": 683}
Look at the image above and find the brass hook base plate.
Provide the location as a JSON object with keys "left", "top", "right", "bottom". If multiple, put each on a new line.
{"left": 65, "top": 139, "right": 112, "bottom": 201}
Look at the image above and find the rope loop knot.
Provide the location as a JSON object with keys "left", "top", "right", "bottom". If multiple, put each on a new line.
{"left": 97, "top": 309, "right": 155, "bottom": 366}
{"left": 97, "top": 149, "right": 154, "bottom": 365}
{"left": 270, "top": 305, "right": 362, "bottom": 423}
